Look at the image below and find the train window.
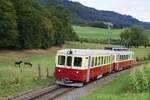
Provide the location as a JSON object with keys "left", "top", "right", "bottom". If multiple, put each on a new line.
{"left": 120, "top": 55, "right": 122, "bottom": 60}
{"left": 67, "top": 56, "right": 72, "bottom": 66}
{"left": 117, "top": 55, "right": 119, "bottom": 61}
{"left": 103, "top": 56, "right": 105, "bottom": 64}
{"left": 92, "top": 57, "right": 95, "bottom": 67}
{"left": 106, "top": 56, "right": 108, "bottom": 64}
{"left": 95, "top": 57, "right": 97, "bottom": 66}
{"left": 101, "top": 57, "right": 103, "bottom": 65}
{"left": 74, "top": 57, "right": 82, "bottom": 67}
{"left": 58, "top": 56, "right": 65, "bottom": 66}
{"left": 126, "top": 55, "right": 128, "bottom": 60}
{"left": 112, "top": 56, "right": 114, "bottom": 61}
{"left": 103, "top": 56, "right": 106, "bottom": 64}
{"left": 98, "top": 57, "right": 101, "bottom": 65}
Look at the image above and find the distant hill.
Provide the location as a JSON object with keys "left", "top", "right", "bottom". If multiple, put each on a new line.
{"left": 41, "top": 0, "right": 150, "bottom": 29}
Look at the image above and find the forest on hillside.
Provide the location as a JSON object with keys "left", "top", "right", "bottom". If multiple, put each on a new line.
{"left": 0, "top": 0, "right": 78, "bottom": 49}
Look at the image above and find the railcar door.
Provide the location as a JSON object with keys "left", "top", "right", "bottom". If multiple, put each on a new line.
{"left": 86, "top": 56, "right": 91, "bottom": 82}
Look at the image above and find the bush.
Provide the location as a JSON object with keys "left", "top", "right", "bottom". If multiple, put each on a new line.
{"left": 136, "top": 57, "right": 140, "bottom": 62}
{"left": 79, "top": 38, "right": 120, "bottom": 45}
{"left": 148, "top": 53, "right": 150, "bottom": 60}
{"left": 129, "top": 64, "right": 150, "bottom": 93}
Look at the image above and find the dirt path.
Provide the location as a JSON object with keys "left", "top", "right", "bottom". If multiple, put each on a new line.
{"left": 0, "top": 47, "right": 61, "bottom": 57}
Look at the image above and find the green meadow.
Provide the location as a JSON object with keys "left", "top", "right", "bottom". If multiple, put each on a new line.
{"left": 73, "top": 26, "right": 150, "bottom": 40}
{"left": 80, "top": 64, "right": 150, "bottom": 100}
{"left": 73, "top": 26, "right": 123, "bottom": 39}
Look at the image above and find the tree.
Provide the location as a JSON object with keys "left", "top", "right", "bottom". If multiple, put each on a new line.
{"left": 120, "top": 29, "right": 130, "bottom": 48}
{"left": 0, "top": 0, "right": 18, "bottom": 49}
{"left": 12, "top": 0, "right": 54, "bottom": 49}
{"left": 47, "top": 4, "right": 78, "bottom": 46}
{"left": 130, "top": 26, "right": 144, "bottom": 48}
{"left": 120, "top": 26, "right": 147, "bottom": 48}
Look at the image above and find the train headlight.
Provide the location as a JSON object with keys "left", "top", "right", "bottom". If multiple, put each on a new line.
{"left": 76, "top": 71, "right": 79, "bottom": 74}
{"left": 58, "top": 69, "right": 61, "bottom": 72}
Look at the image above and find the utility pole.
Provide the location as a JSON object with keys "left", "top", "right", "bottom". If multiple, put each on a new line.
{"left": 105, "top": 22, "right": 113, "bottom": 48}
{"left": 108, "top": 24, "right": 111, "bottom": 47}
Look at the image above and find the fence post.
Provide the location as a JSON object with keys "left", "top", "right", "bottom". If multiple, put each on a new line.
{"left": 38, "top": 64, "right": 41, "bottom": 79}
{"left": 19, "top": 66, "right": 23, "bottom": 83}
{"left": 46, "top": 67, "right": 49, "bottom": 78}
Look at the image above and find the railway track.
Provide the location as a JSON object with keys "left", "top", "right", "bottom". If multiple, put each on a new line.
{"left": 7, "top": 61, "right": 150, "bottom": 100}
{"left": 7, "top": 84, "right": 74, "bottom": 100}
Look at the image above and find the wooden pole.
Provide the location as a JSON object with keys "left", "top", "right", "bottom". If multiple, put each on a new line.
{"left": 19, "top": 66, "right": 23, "bottom": 83}
{"left": 38, "top": 64, "right": 41, "bottom": 79}
{"left": 46, "top": 67, "right": 49, "bottom": 78}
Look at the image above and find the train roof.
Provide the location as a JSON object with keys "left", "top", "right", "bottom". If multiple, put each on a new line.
{"left": 57, "top": 49, "right": 133, "bottom": 56}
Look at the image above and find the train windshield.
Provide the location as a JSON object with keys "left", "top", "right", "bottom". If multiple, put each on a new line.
{"left": 58, "top": 55, "right": 82, "bottom": 68}
{"left": 67, "top": 56, "right": 72, "bottom": 67}
{"left": 58, "top": 55, "right": 65, "bottom": 66}
{"left": 74, "top": 57, "right": 82, "bottom": 67}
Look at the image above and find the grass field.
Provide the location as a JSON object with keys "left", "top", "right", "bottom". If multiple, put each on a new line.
{"left": 73, "top": 26, "right": 150, "bottom": 40}
{"left": 80, "top": 64, "right": 150, "bottom": 100}
{"left": 0, "top": 52, "right": 56, "bottom": 98}
{"left": 0, "top": 42, "right": 149, "bottom": 99}
{"left": 73, "top": 26, "right": 123, "bottom": 39}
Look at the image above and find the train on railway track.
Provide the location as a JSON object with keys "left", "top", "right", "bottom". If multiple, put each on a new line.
{"left": 54, "top": 47, "right": 134, "bottom": 87}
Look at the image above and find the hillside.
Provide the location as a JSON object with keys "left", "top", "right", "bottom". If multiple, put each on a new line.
{"left": 41, "top": 0, "right": 150, "bottom": 29}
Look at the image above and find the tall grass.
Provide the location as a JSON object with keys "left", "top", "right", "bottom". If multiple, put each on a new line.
{"left": 129, "top": 64, "right": 150, "bottom": 93}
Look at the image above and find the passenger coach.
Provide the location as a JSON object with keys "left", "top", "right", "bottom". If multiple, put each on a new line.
{"left": 54, "top": 48, "right": 134, "bottom": 87}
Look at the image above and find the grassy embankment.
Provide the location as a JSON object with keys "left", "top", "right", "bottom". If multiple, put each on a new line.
{"left": 80, "top": 64, "right": 150, "bottom": 100}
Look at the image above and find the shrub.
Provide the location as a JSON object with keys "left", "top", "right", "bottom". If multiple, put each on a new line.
{"left": 129, "top": 64, "right": 150, "bottom": 93}
{"left": 148, "top": 53, "right": 150, "bottom": 60}
{"left": 136, "top": 57, "right": 140, "bottom": 62}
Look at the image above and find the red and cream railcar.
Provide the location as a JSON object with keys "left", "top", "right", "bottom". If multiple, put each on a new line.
{"left": 54, "top": 48, "right": 134, "bottom": 87}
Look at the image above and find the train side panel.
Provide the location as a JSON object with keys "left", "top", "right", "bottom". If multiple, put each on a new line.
{"left": 55, "top": 64, "right": 113, "bottom": 82}
{"left": 113, "top": 60, "right": 134, "bottom": 71}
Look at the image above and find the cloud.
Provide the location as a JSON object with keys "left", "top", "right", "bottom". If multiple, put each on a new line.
{"left": 71, "top": 0, "right": 150, "bottom": 22}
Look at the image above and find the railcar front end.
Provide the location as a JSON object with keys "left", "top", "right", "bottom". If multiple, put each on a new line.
{"left": 54, "top": 52, "right": 88, "bottom": 87}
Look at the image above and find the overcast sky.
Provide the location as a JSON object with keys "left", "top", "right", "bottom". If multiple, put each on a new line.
{"left": 71, "top": 0, "right": 150, "bottom": 22}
